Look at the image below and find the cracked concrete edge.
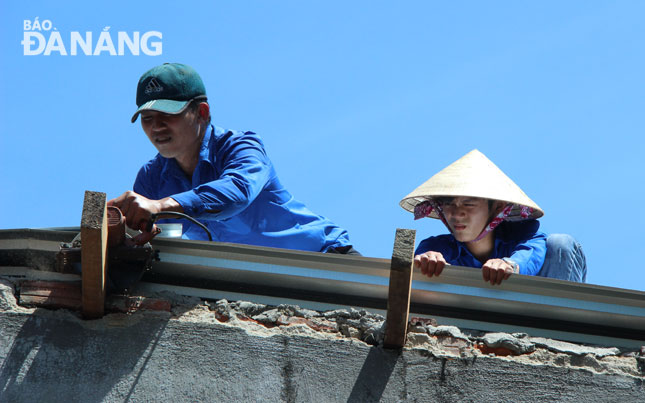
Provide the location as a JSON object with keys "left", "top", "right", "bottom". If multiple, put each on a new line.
{"left": 1, "top": 275, "right": 643, "bottom": 379}
{"left": 529, "top": 336, "right": 621, "bottom": 358}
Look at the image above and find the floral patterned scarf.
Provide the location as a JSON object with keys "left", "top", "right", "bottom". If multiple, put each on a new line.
{"left": 413, "top": 199, "right": 533, "bottom": 243}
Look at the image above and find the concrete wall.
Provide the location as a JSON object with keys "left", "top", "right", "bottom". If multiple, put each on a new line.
{"left": 1, "top": 305, "right": 643, "bottom": 403}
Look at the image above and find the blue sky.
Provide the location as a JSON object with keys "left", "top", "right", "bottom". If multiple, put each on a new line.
{"left": 1, "top": 1, "right": 643, "bottom": 291}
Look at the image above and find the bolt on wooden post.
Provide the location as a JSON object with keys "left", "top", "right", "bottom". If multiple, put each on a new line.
{"left": 80, "top": 190, "right": 108, "bottom": 319}
{"left": 384, "top": 228, "right": 416, "bottom": 349}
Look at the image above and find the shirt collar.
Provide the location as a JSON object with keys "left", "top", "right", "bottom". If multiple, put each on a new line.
{"left": 453, "top": 228, "right": 510, "bottom": 261}
{"left": 159, "top": 124, "right": 215, "bottom": 182}
{"left": 198, "top": 124, "right": 214, "bottom": 165}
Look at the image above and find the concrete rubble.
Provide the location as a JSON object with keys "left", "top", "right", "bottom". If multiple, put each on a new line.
{"left": 1, "top": 274, "right": 644, "bottom": 401}
{"left": 0, "top": 279, "right": 22, "bottom": 312}
{"left": 2, "top": 275, "right": 643, "bottom": 379}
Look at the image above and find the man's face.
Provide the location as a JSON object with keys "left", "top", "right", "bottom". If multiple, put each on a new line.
{"left": 439, "top": 197, "right": 494, "bottom": 242}
{"left": 140, "top": 107, "right": 201, "bottom": 161}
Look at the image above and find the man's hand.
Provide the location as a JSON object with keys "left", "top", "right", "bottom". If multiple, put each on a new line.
{"left": 482, "top": 258, "right": 518, "bottom": 285}
{"left": 414, "top": 251, "right": 447, "bottom": 278}
{"left": 108, "top": 191, "right": 181, "bottom": 245}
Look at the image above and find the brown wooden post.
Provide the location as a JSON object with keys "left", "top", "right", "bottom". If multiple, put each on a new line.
{"left": 384, "top": 228, "right": 416, "bottom": 349}
{"left": 81, "top": 190, "right": 108, "bottom": 319}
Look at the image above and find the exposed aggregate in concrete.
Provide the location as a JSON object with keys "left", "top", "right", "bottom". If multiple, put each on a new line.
{"left": 1, "top": 276, "right": 643, "bottom": 379}
{"left": 146, "top": 291, "right": 644, "bottom": 379}
{"left": 0, "top": 279, "right": 32, "bottom": 314}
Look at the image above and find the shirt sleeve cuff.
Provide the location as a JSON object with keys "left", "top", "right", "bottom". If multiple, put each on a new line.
{"left": 502, "top": 258, "right": 520, "bottom": 274}
{"left": 171, "top": 190, "right": 204, "bottom": 217}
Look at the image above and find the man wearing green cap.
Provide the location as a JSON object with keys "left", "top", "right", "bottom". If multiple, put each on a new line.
{"left": 109, "top": 63, "right": 358, "bottom": 254}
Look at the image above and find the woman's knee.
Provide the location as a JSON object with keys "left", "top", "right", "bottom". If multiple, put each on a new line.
{"left": 546, "top": 233, "right": 587, "bottom": 282}
{"left": 546, "top": 233, "right": 576, "bottom": 253}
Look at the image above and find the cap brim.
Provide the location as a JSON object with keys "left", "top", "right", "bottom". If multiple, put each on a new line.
{"left": 130, "top": 99, "right": 190, "bottom": 123}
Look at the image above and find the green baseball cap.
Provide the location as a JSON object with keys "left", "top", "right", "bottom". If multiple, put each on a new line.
{"left": 131, "top": 63, "right": 207, "bottom": 123}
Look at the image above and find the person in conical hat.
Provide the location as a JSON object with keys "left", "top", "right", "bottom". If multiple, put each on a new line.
{"left": 400, "top": 150, "right": 587, "bottom": 285}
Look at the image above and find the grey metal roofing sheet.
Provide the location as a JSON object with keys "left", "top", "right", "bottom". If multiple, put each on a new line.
{"left": 1, "top": 228, "right": 644, "bottom": 345}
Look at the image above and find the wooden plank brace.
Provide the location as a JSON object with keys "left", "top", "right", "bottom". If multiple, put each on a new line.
{"left": 384, "top": 228, "right": 416, "bottom": 349}
{"left": 81, "top": 190, "right": 108, "bottom": 319}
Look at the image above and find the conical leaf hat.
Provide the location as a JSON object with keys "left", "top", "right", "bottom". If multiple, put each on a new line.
{"left": 400, "top": 149, "right": 544, "bottom": 220}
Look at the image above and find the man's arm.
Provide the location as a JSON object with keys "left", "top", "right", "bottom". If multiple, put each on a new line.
{"left": 112, "top": 129, "right": 272, "bottom": 242}
{"left": 107, "top": 192, "right": 183, "bottom": 245}
{"left": 168, "top": 130, "right": 273, "bottom": 221}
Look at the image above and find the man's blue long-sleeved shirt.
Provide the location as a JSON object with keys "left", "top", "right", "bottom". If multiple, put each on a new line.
{"left": 415, "top": 220, "right": 547, "bottom": 275}
{"left": 133, "top": 125, "right": 352, "bottom": 252}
